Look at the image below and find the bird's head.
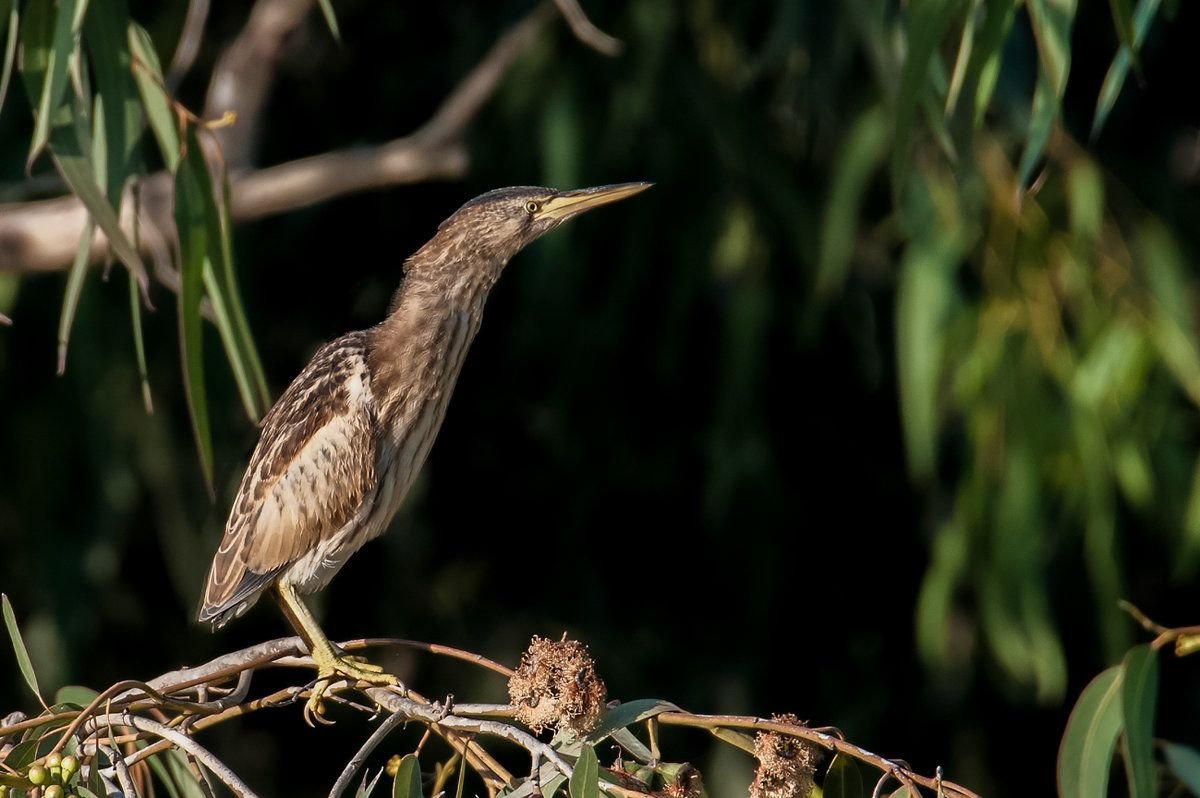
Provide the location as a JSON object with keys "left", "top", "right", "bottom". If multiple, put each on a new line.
{"left": 418, "top": 183, "right": 653, "bottom": 273}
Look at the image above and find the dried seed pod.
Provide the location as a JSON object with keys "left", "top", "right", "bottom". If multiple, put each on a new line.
{"left": 749, "top": 714, "right": 822, "bottom": 798}
{"left": 508, "top": 635, "right": 607, "bottom": 737}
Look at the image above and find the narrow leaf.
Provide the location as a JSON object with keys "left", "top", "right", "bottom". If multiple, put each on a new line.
{"left": 584, "top": 699, "right": 680, "bottom": 747}
{"left": 129, "top": 268, "right": 153, "bottom": 412}
{"left": 86, "top": 0, "right": 140, "bottom": 201}
{"left": 1091, "top": 0, "right": 1162, "bottom": 139}
{"left": 569, "top": 745, "right": 599, "bottom": 798}
{"left": 392, "top": 754, "right": 422, "bottom": 798}
{"left": 1019, "top": 0, "right": 1079, "bottom": 189}
{"left": 823, "top": 755, "right": 865, "bottom": 798}
{"left": 0, "top": 0, "right": 17, "bottom": 114}
{"left": 128, "top": 22, "right": 179, "bottom": 171}
{"left": 1163, "top": 743, "right": 1200, "bottom": 795}
{"left": 57, "top": 220, "right": 94, "bottom": 374}
{"left": 1121, "top": 645, "right": 1158, "bottom": 798}
{"left": 1057, "top": 664, "right": 1124, "bottom": 798}
{"left": 356, "top": 768, "right": 385, "bottom": 798}
{"left": 1108, "top": 0, "right": 1138, "bottom": 61}
{"left": 27, "top": 0, "right": 87, "bottom": 169}
{"left": 892, "top": 0, "right": 961, "bottom": 191}
{"left": 316, "top": 0, "right": 341, "bottom": 43}
{"left": 175, "top": 127, "right": 214, "bottom": 490}
{"left": 1, "top": 594, "right": 45, "bottom": 707}
{"left": 944, "top": 1, "right": 977, "bottom": 115}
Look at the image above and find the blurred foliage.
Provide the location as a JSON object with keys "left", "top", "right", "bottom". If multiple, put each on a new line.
{"left": 2, "top": 0, "right": 1200, "bottom": 795}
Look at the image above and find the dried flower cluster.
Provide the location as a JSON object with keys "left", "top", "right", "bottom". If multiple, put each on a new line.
{"left": 507, "top": 635, "right": 607, "bottom": 737}
{"left": 750, "top": 714, "right": 822, "bottom": 798}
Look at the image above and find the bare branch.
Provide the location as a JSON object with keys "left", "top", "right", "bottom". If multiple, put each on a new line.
{"left": 327, "top": 707, "right": 410, "bottom": 798}
{"left": 550, "top": 0, "right": 622, "bottom": 56}
{"left": 204, "top": 0, "right": 316, "bottom": 169}
{"left": 167, "top": 0, "right": 212, "bottom": 91}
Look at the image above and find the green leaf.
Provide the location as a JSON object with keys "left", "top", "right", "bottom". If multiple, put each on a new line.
{"left": 1091, "top": 0, "right": 1161, "bottom": 140}
{"left": 816, "top": 104, "right": 889, "bottom": 298}
{"left": 175, "top": 127, "right": 215, "bottom": 490}
{"left": 128, "top": 22, "right": 179, "bottom": 171}
{"left": 1057, "top": 664, "right": 1124, "bottom": 798}
{"left": 943, "top": 2, "right": 977, "bottom": 115}
{"left": 2, "top": 593, "right": 45, "bottom": 707}
{"left": 1121, "top": 645, "right": 1158, "bottom": 798}
{"left": 47, "top": 95, "right": 148, "bottom": 297}
{"left": 892, "top": 0, "right": 961, "bottom": 192}
{"left": 392, "top": 754, "right": 422, "bottom": 798}
{"left": 316, "top": 0, "right": 341, "bottom": 43}
{"left": 54, "top": 684, "right": 98, "bottom": 706}
{"left": 27, "top": 0, "right": 87, "bottom": 169}
{"left": 584, "top": 699, "right": 680, "bottom": 747}
{"left": 1163, "top": 742, "right": 1200, "bottom": 795}
{"left": 164, "top": 749, "right": 207, "bottom": 798}
{"left": 85, "top": 0, "right": 140, "bottom": 202}
{"left": 0, "top": 0, "right": 17, "bottom": 115}
{"left": 1108, "top": 0, "right": 1138, "bottom": 64}
{"left": 143, "top": 748, "right": 184, "bottom": 798}
{"left": 1019, "top": 0, "right": 1078, "bottom": 189}
{"left": 129, "top": 268, "right": 153, "bottom": 412}
{"left": 823, "top": 755, "right": 865, "bottom": 798}
{"left": 569, "top": 745, "right": 599, "bottom": 798}
{"left": 57, "top": 220, "right": 94, "bottom": 374}
{"left": 356, "top": 768, "right": 385, "bottom": 798}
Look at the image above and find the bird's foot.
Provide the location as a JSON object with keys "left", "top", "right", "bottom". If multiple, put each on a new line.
{"left": 303, "top": 654, "right": 399, "bottom": 727}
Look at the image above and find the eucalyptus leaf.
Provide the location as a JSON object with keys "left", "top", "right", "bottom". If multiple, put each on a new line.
{"left": 2, "top": 593, "right": 44, "bottom": 706}
{"left": 1120, "top": 645, "right": 1158, "bottom": 798}
{"left": 1057, "top": 664, "right": 1124, "bottom": 798}
{"left": 1163, "top": 742, "right": 1200, "bottom": 795}
{"left": 822, "top": 755, "right": 864, "bottom": 798}
{"left": 392, "top": 754, "right": 422, "bottom": 798}
{"left": 128, "top": 22, "right": 179, "bottom": 171}
{"left": 569, "top": 745, "right": 599, "bottom": 798}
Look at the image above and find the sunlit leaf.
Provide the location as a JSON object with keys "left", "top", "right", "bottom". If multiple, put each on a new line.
{"left": 1107, "top": 0, "right": 1138, "bottom": 70}
{"left": 316, "top": 0, "right": 341, "bottom": 43}
{"left": 175, "top": 126, "right": 215, "bottom": 490}
{"left": 965, "top": 0, "right": 1016, "bottom": 128}
{"left": 823, "top": 755, "right": 864, "bottom": 798}
{"left": 27, "top": 0, "right": 87, "bottom": 169}
{"left": 56, "top": 220, "right": 93, "bottom": 374}
{"left": 86, "top": 0, "right": 139, "bottom": 201}
{"left": 128, "top": 22, "right": 179, "bottom": 171}
{"left": 54, "top": 684, "right": 98, "bottom": 706}
{"left": 1163, "top": 742, "right": 1200, "bottom": 795}
{"left": 816, "top": 104, "right": 888, "bottom": 298}
{"left": 583, "top": 699, "right": 680, "bottom": 748}
{"left": 943, "top": 0, "right": 977, "bottom": 115}
{"left": 2, "top": 594, "right": 44, "bottom": 707}
{"left": 569, "top": 745, "right": 599, "bottom": 798}
{"left": 392, "top": 754, "right": 422, "bottom": 798}
{"left": 1057, "top": 664, "right": 1123, "bottom": 798}
{"left": 1121, "top": 645, "right": 1158, "bottom": 798}
{"left": 1092, "top": 0, "right": 1162, "bottom": 139}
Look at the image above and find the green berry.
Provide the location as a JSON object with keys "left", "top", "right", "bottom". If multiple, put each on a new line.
{"left": 44, "top": 785, "right": 64, "bottom": 798}
{"left": 45, "top": 752, "right": 61, "bottom": 768}
{"left": 1, "top": 783, "right": 9, "bottom": 796}
{"left": 61, "top": 754, "right": 79, "bottom": 776}
{"left": 28, "top": 765, "right": 48, "bottom": 785}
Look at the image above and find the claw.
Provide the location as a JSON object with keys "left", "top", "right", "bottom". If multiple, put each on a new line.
{"left": 301, "top": 653, "right": 399, "bottom": 726}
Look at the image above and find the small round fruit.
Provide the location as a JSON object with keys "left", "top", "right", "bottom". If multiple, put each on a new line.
{"left": 28, "top": 765, "right": 48, "bottom": 785}
{"left": 45, "top": 752, "right": 62, "bottom": 768}
{"left": 44, "top": 785, "right": 64, "bottom": 798}
{"left": 61, "top": 754, "right": 79, "bottom": 775}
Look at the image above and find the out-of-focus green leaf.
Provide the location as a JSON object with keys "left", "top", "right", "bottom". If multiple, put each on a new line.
{"left": 1121, "top": 645, "right": 1158, "bottom": 798}
{"left": 965, "top": 0, "right": 1016, "bottom": 128}
{"left": 823, "top": 755, "right": 864, "bottom": 798}
{"left": 1163, "top": 742, "right": 1200, "bottom": 795}
{"left": 164, "top": 749, "right": 206, "bottom": 798}
{"left": 54, "top": 684, "right": 98, "bottom": 706}
{"left": 1067, "top": 158, "right": 1104, "bottom": 242}
{"left": 392, "top": 754, "right": 422, "bottom": 798}
{"left": 316, "top": 0, "right": 341, "bottom": 43}
{"left": 18, "top": 0, "right": 53, "bottom": 109}
{"left": 27, "top": 0, "right": 86, "bottom": 169}
{"left": 1140, "top": 222, "right": 1200, "bottom": 407}
{"left": 1058, "top": 664, "right": 1123, "bottom": 798}
{"left": 816, "top": 104, "right": 888, "bottom": 297}
{"left": 896, "top": 230, "right": 958, "bottom": 480}
{"left": 142, "top": 746, "right": 184, "bottom": 798}
{"left": 1019, "top": 0, "right": 1078, "bottom": 189}
{"left": 57, "top": 220, "right": 93, "bottom": 375}
{"left": 128, "top": 22, "right": 179, "bottom": 171}
{"left": 569, "top": 745, "right": 599, "bottom": 798}
{"left": 1108, "top": 0, "right": 1137, "bottom": 60}
{"left": 0, "top": 0, "right": 17, "bottom": 114}
{"left": 175, "top": 127, "right": 214, "bottom": 490}
{"left": 943, "top": 1, "right": 977, "bottom": 115}
{"left": 1092, "top": 0, "right": 1162, "bottom": 139}
{"left": 915, "top": 515, "right": 969, "bottom": 668}
{"left": 129, "top": 269, "right": 152, "bottom": 412}
{"left": 2, "top": 594, "right": 44, "bottom": 706}
{"left": 892, "top": 0, "right": 961, "bottom": 191}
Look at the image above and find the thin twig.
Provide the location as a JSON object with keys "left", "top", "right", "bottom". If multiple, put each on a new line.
{"left": 550, "top": 0, "right": 622, "bottom": 55}
{"left": 167, "top": 0, "right": 212, "bottom": 90}
{"left": 327, "top": 708, "right": 410, "bottom": 798}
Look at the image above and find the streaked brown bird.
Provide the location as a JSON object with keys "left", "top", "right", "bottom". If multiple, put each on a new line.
{"left": 197, "top": 182, "right": 650, "bottom": 723}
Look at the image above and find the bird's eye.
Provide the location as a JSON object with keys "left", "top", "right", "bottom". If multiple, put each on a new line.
{"left": 525, "top": 200, "right": 540, "bottom": 214}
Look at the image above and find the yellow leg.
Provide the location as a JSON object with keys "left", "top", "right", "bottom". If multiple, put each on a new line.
{"left": 275, "top": 582, "right": 398, "bottom": 726}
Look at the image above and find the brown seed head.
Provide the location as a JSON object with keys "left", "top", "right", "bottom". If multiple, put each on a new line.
{"left": 508, "top": 635, "right": 607, "bottom": 737}
{"left": 750, "top": 714, "right": 822, "bottom": 798}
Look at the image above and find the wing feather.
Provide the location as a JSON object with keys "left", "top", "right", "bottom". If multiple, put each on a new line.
{"left": 197, "top": 332, "right": 377, "bottom": 627}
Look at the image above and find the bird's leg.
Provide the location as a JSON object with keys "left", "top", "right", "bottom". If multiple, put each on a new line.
{"left": 275, "top": 582, "right": 399, "bottom": 725}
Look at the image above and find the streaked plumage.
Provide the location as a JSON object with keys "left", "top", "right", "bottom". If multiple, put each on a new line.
{"left": 194, "top": 183, "right": 650, "bottom": 721}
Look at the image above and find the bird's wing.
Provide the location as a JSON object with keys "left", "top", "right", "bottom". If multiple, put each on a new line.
{"left": 198, "top": 332, "right": 378, "bottom": 626}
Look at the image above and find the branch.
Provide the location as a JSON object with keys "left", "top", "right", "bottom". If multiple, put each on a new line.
{"left": 0, "top": 4, "right": 551, "bottom": 279}
{"left": 550, "top": 0, "right": 622, "bottom": 56}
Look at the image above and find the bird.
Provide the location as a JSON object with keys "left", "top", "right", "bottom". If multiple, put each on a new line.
{"left": 196, "top": 182, "right": 651, "bottom": 724}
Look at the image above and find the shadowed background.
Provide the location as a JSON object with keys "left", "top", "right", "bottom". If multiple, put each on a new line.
{"left": 3, "top": 1, "right": 1200, "bottom": 795}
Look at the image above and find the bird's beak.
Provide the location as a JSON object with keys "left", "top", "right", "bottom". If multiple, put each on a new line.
{"left": 536, "top": 182, "right": 653, "bottom": 222}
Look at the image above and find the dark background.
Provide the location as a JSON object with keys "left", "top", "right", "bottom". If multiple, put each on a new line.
{"left": 3, "top": 1, "right": 1200, "bottom": 795}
